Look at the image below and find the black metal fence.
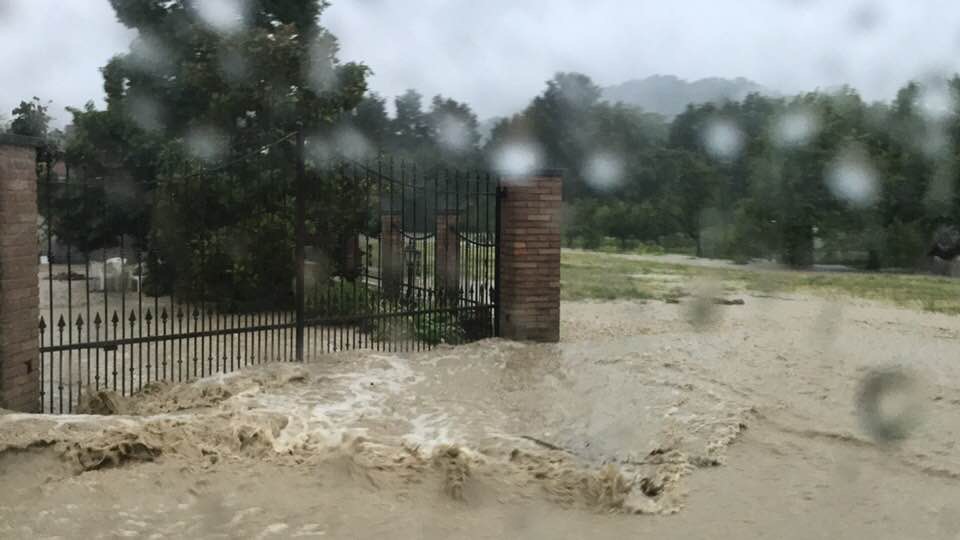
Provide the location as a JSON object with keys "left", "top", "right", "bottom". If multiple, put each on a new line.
{"left": 37, "top": 132, "right": 501, "bottom": 413}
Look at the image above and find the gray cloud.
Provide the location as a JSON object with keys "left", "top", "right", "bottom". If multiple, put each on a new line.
{"left": 0, "top": 0, "right": 134, "bottom": 126}
{"left": 3, "top": 0, "right": 960, "bottom": 127}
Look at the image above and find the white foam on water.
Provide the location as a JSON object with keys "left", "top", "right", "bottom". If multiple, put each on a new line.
{"left": 403, "top": 412, "right": 456, "bottom": 454}
{"left": 228, "top": 355, "right": 425, "bottom": 453}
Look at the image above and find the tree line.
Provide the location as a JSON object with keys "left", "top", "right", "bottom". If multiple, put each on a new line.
{"left": 5, "top": 0, "right": 960, "bottom": 276}
{"left": 300, "top": 72, "right": 960, "bottom": 270}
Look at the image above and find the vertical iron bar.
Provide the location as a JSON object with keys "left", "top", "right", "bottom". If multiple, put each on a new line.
{"left": 399, "top": 160, "right": 405, "bottom": 353}
{"left": 216, "top": 303, "right": 222, "bottom": 374}
{"left": 153, "top": 217, "right": 160, "bottom": 382}
{"left": 494, "top": 179, "right": 503, "bottom": 337}
{"left": 120, "top": 235, "right": 126, "bottom": 395}
{"left": 454, "top": 170, "right": 462, "bottom": 327}
{"left": 485, "top": 173, "right": 493, "bottom": 337}
{"left": 137, "top": 252, "right": 143, "bottom": 392}
{"left": 352, "top": 163, "right": 359, "bottom": 351}
{"left": 295, "top": 127, "right": 306, "bottom": 362}
{"left": 57, "top": 317, "right": 64, "bottom": 413}
{"left": 410, "top": 163, "right": 417, "bottom": 353}
{"left": 376, "top": 158, "right": 383, "bottom": 352}
{"left": 44, "top": 157, "right": 54, "bottom": 411}
{"left": 64, "top": 178, "right": 74, "bottom": 410}
{"left": 94, "top": 317, "right": 101, "bottom": 391}
{"left": 433, "top": 168, "right": 441, "bottom": 348}
{"left": 474, "top": 172, "right": 481, "bottom": 319}
{"left": 83, "top": 172, "right": 92, "bottom": 405}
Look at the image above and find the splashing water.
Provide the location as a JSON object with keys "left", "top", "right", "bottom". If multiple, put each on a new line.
{"left": 583, "top": 152, "right": 625, "bottom": 191}
{"left": 703, "top": 119, "right": 744, "bottom": 161}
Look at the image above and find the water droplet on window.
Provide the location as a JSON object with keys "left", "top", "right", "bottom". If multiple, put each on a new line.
{"left": 185, "top": 126, "right": 228, "bottom": 163}
{"left": 126, "top": 95, "right": 164, "bottom": 133}
{"left": 826, "top": 148, "right": 878, "bottom": 207}
{"left": 435, "top": 115, "right": 472, "bottom": 152}
{"left": 583, "top": 152, "right": 625, "bottom": 191}
{"left": 193, "top": 0, "right": 249, "bottom": 34}
{"left": 856, "top": 368, "right": 924, "bottom": 444}
{"left": 773, "top": 109, "right": 819, "bottom": 148}
{"left": 492, "top": 142, "right": 543, "bottom": 181}
{"left": 702, "top": 119, "right": 744, "bottom": 162}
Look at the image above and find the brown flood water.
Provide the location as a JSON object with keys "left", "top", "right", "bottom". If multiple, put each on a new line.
{"left": 2, "top": 294, "right": 960, "bottom": 539}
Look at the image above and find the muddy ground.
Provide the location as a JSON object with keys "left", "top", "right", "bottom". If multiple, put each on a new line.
{"left": 2, "top": 291, "right": 960, "bottom": 539}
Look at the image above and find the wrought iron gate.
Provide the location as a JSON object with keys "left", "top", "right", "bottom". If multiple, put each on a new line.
{"left": 37, "top": 132, "right": 501, "bottom": 413}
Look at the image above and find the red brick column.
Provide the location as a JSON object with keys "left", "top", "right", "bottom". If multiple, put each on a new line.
{"left": 434, "top": 211, "right": 459, "bottom": 305}
{"left": 0, "top": 136, "right": 40, "bottom": 412}
{"left": 498, "top": 170, "right": 562, "bottom": 342}
{"left": 381, "top": 213, "right": 403, "bottom": 299}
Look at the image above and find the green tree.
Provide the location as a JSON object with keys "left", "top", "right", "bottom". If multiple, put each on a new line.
{"left": 9, "top": 97, "right": 51, "bottom": 138}
{"left": 427, "top": 95, "right": 482, "bottom": 163}
{"left": 391, "top": 90, "right": 431, "bottom": 155}
{"left": 63, "top": 0, "right": 371, "bottom": 307}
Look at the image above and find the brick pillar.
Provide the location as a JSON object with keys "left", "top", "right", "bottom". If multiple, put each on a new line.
{"left": 0, "top": 135, "right": 41, "bottom": 412}
{"left": 381, "top": 213, "right": 403, "bottom": 299}
{"left": 497, "top": 170, "right": 562, "bottom": 342}
{"left": 434, "top": 211, "right": 459, "bottom": 304}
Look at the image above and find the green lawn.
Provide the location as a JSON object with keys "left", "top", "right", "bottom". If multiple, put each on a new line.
{"left": 561, "top": 250, "right": 960, "bottom": 315}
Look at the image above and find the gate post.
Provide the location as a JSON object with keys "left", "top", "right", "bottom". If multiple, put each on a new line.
{"left": 497, "top": 170, "right": 562, "bottom": 343}
{"left": 0, "top": 135, "right": 41, "bottom": 412}
{"left": 434, "top": 210, "right": 459, "bottom": 304}
{"left": 381, "top": 212, "right": 403, "bottom": 299}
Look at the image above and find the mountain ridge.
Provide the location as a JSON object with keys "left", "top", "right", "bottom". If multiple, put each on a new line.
{"left": 602, "top": 74, "right": 775, "bottom": 117}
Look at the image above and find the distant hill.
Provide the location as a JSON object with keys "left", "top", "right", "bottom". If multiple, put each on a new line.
{"left": 602, "top": 75, "right": 774, "bottom": 117}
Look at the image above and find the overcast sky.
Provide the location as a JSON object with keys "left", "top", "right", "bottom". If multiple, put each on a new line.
{"left": 3, "top": 0, "right": 960, "bottom": 127}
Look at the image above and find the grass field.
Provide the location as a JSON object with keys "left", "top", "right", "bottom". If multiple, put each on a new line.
{"left": 561, "top": 249, "right": 960, "bottom": 315}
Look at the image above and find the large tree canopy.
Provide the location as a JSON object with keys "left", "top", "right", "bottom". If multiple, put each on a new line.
{"left": 102, "top": 0, "right": 368, "bottom": 143}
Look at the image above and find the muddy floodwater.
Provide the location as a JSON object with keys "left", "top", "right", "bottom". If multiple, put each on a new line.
{"left": 2, "top": 294, "right": 960, "bottom": 539}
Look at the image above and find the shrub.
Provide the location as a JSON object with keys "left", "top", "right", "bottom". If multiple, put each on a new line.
{"left": 306, "top": 280, "right": 381, "bottom": 322}
{"left": 415, "top": 312, "right": 465, "bottom": 346}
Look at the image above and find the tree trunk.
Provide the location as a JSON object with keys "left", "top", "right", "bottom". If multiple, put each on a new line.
{"left": 782, "top": 224, "right": 814, "bottom": 268}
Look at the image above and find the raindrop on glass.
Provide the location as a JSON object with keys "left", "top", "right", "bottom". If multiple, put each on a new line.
{"left": 185, "top": 126, "right": 228, "bottom": 163}
{"left": 583, "top": 152, "right": 625, "bottom": 191}
{"left": 193, "top": 0, "right": 249, "bottom": 34}
{"left": 436, "top": 115, "right": 472, "bottom": 152}
{"left": 773, "top": 109, "right": 819, "bottom": 148}
{"left": 492, "top": 142, "right": 542, "bottom": 180}
{"left": 826, "top": 150, "right": 878, "bottom": 207}
{"left": 702, "top": 119, "right": 744, "bottom": 162}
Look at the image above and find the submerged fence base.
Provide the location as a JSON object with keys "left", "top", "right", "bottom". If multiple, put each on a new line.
{"left": 0, "top": 132, "right": 563, "bottom": 414}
